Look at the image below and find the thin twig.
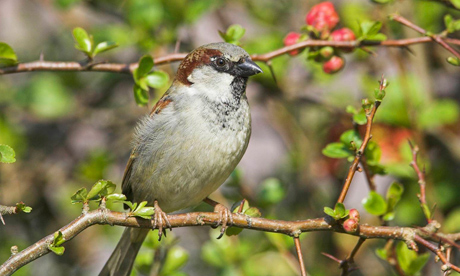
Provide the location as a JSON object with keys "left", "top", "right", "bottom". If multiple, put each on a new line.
{"left": 408, "top": 141, "right": 431, "bottom": 223}
{"left": 414, "top": 235, "right": 460, "bottom": 273}
{"left": 294, "top": 236, "right": 307, "bottom": 276}
{"left": 337, "top": 77, "right": 386, "bottom": 203}
{"left": 1, "top": 36, "right": 460, "bottom": 75}
{"left": 391, "top": 14, "right": 460, "bottom": 59}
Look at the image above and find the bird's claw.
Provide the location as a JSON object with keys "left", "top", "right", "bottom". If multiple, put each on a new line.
{"left": 213, "top": 203, "right": 233, "bottom": 239}
{"left": 153, "top": 200, "right": 172, "bottom": 241}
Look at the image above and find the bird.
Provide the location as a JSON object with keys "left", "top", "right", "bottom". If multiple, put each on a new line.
{"left": 99, "top": 42, "right": 263, "bottom": 276}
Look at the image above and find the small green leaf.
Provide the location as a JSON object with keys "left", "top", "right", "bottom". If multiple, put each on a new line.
{"left": 226, "top": 226, "right": 243, "bottom": 236}
{"left": 447, "top": 56, "right": 460, "bottom": 66}
{"left": 445, "top": 14, "right": 454, "bottom": 32}
{"left": 53, "top": 231, "right": 66, "bottom": 246}
{"left": 106, "top": 193, "right": 127, "bottom": 202}
{"left": 324, "top": 206, "right": 336, "bottom": 217}
{"left": 374, "top": 88, "right": 386, "bottom": 101}
{"left": 93, "top": 41, "right": 118, "bottom": 56}
{"left": 367, "top": 33, "right": 387, "bottom": 41}
{"left": 71, "top": 188, "right": 88, "bottom": 204}
{"left": 16, "top": 202, "right": 32, "bottom": 213}
{"left": 0, "top": 144, "right": 16, "bottom": 163}
{"left": 133, "top": 207, "right": 155, "bottom": 219}
{"left": 123, "top": 201, "right": 136, "bottom": 210}
{"left": 133, "top": 84, "right": 149, "bottom": 106}
{"left": 362, "top": 191, "right": 387, "bottom": 216}
{"left": 451, "top": 0, "right": 460, "bottom": 9}
{"left": 86, "top": 180, "right": 116, "bottom": 200}
{"left": 334, "top": 202, "right": 348, "bottom": 218}
{"left": 244, "top": 207, "right": 261, "bottom": 218}
{"left": 134, "top": 55, "right": 154, "bottom": 82}
{"left": 396, "top": 241, "right": 415, "bottom": 273}
{"left": 145, "top": 71, "right": 169, "bottom": 88}
{"left": 353, "top": 110, "right": 367, "bottom": 125}
{"left": 375, "top": 248, "right": 389, "bottom": 260}
{"left": 421, "top": 203, "right": 431, "bottom": 220}
{"left": 49, "top": 245, "right": 65, "bottom": 255}
{"left": 160, "top": 246, "right": 189, "bottom": 274}
{"left": 364, "top": 141, "right": 382, "bottom": 165}
{"left": 0, "top": 42, "right": 18, "bottom": 66}
{"left": 219, "top": 24, "right": 246, "bottom": 45}
{"left": 407, "top": 253, "right": 430, "bottom": 275}
{"left": 340, "top": 130, "right": 363, "bottom": 148}
{"left": 346, "top": 105, "right": 357, "bottom": 114}
{"left": 72, "top": 27, "right": 93, "bottom": 56}
{"left": 322, "top": 142, "right": 353, "bottom": 159}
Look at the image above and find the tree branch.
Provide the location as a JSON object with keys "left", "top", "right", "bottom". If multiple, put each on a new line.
{"left": 0, "top": 206, "right": 455, "bottom": 276}
{"left": 1, "top": 37, "right": 460, "bottom": 75}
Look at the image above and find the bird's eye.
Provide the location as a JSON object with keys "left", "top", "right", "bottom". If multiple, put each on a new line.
{"left": 215, "top": 58, "right": 227, "bottom": 67}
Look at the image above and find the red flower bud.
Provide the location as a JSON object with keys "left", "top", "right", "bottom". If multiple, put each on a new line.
{"left": 331, "top": 28, "right": 356, "bottom": 52}
{"left": 305, "top": 2, "right": 339, "bottom": 33}
{"left": 343, "top": 218, "right": 359, "bottom": 233}
{"left": 283, "top": 32, "right": 302, "bottom": 56}
{"left": 319, "top": 46, "right": 334, "bottom": 60}
{"left": 323, "top": 56, "right": 344, "bottom": 74}
{"left": 348, "top": 209, "right": 360, "bottom": 222}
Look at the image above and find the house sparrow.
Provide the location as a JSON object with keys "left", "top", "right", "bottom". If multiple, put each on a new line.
{"left": 99, "top": 42, "right": 262, "bottom": 276}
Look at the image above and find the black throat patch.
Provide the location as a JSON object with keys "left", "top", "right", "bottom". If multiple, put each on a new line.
{"left": 230, "top": 76, "right": 248, "bottom": 104}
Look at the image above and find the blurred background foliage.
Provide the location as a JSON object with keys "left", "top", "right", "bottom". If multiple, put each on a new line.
{"left": 1, "top": 0, "right": 460, "bottom": 275}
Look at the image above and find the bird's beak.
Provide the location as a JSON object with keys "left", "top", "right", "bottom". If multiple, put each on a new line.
{"left": 236, "top": 58, "right": 263, "bottom": 77}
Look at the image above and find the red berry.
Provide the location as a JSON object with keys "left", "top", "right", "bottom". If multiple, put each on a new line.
{"left": 331, "top": 28, "right": 356, "bottom": 52}
{"left": 349, "top": 209, "right": 360, "bottom": 222}
{"left": 305, "top": 2, "right": 339, "bottom": 33}
{"left": 323, "top": 56, "right": 344, "bottom": 74}
{"left": 283, "top": 32, "right": 302, "bottom": 56}
{"left": 343, "top": 218, "right": 359, "bottom": 233}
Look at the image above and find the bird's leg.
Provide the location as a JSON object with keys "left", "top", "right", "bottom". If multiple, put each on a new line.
{"left": 153, "top": 200, "right": 172, "bottom": 241}
{"left": 203, "top": 197, "right": 233, "bottom": 239}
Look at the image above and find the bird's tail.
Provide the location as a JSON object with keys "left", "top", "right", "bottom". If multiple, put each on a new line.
{"left": 99, "top": 227, "right": 150, "bottom": 276}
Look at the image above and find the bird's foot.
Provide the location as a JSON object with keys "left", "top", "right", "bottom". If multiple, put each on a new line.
{"left": 204, "top": 197, "right": 233, "bottom": 239}
{"left": 153, "top": 200, "right": 172, "bottom": 241}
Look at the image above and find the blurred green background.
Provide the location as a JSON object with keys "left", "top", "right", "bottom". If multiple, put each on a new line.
{"left": 1, "top": 0, "right": 460, "bottom": 275}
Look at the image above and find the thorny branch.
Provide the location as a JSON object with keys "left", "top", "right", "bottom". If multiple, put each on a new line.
{"left": 1, "top": 15, "right": 460, "bottom": 75}
{"left": 409, "top": 141, "right": 432, "bottom": 223}
{"left": 0, "top": 208, "right": 455, "bottom": 276}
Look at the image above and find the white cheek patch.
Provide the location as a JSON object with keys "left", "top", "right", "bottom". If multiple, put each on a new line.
{"left": 187, "top": 66, "right": 235, "bottom": 101}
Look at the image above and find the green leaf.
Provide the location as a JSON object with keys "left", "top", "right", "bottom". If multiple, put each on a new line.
{"left": 134, "top": 55, "right": 154, "bottom": 83}
{"left": 364, "top": 141, "right": 381, "bottom": 165}
{"left": 160, "top": 246, "right": 189, "bottom": 274}
{"left": 346, "top": 105, "right": 357, "bottom": 114}
{"left": 49, "top": 245, "right": 65, "bottom": 255}
{"left": 131, "top": 201, "right": 155, "bottom": 219}
{"left": 72, "top": 27, "right": 93, "bottom": 56}
{"left": 353, "top": 110, "right": 367, "bottom": 125}
{"left": 367, "top": 33, "right": 387, "bottom": 41}
{"left": 421, "top": 203, "right": 431, "bottom": 220}
{"left": 324, "top": 206, "right": 336, "bottom": 217}
{"left": 16, "top": 202, "right": 32, "bottom": 213}
{"left": 408, "top": 253, "right": 430, "bottom": 275}
{"left": 375, "top": 248, "right": 389, "bottom": 260}
{"left": 340, "top": 130, "right": 362, "bottom": 148}
{"left": 244, "top": 207, "right": 262, "bottom": 218}
{"left": 335, "top": 202, "right": 348, "bottom": 218}
{"left": 445, "top": 14, "right": 454, "bottom": 32}
{"left": 71, "top": 188, "right": 88, "bottom": 204}
{"left": 0, "top": 144, "right": 16, "bottom": 163}
{"left": 145, "top": 71, "right": 169, "bottom": 88}
{"left": 322, "top": 142, "right": 353, "bottom": 159}
{"left": 0, "top": 42, "right": 18, "bottom": 66}
{"left": 219, "top": 24, "right": 246, "bottom": 45}
{"left": 86, "top": 180, "right": 116, "bottom": 200}
{"left": 133, "top": 84, "right": 149, "bottom": 106}
{"left": 93, "top": 41, "right": 118, "bottom": 56}
{"left": 258, "top": 178, "right": 286, "bottom": 206}
{"left": 451, "top": 0, "right": 460, "bottom": 9}
{"left": 106, "top": 193, "right": 127, "bottom": 202}
{"left": 123, "top": 201, "right": 136, "bottom": 210}
{"left": 396, "top": 241, "right": 416, "bottom": 273}
{"left": 374, "top": 88, "right": 386, "bottom": 101}
{"left": 362, "top": 21, "right": 382, "bottom": 36}
{"left": 53, "top": 231, "right": 66, "bottom": 246}
{"left": 362, "top": 191, "right": 387, "bottom": 216}
{"left": 447, "top": 57, "right": 460, "bottom": 66}
{"left": 225, "top": 227, "right": 243, "bottom": 236}
{"left": 385, "top": 182, "right": 404, "bottom": 218}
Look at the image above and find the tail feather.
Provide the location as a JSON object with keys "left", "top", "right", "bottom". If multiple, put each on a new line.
{"left": 99, "top": 228, "right": 150, "bottom": 276}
